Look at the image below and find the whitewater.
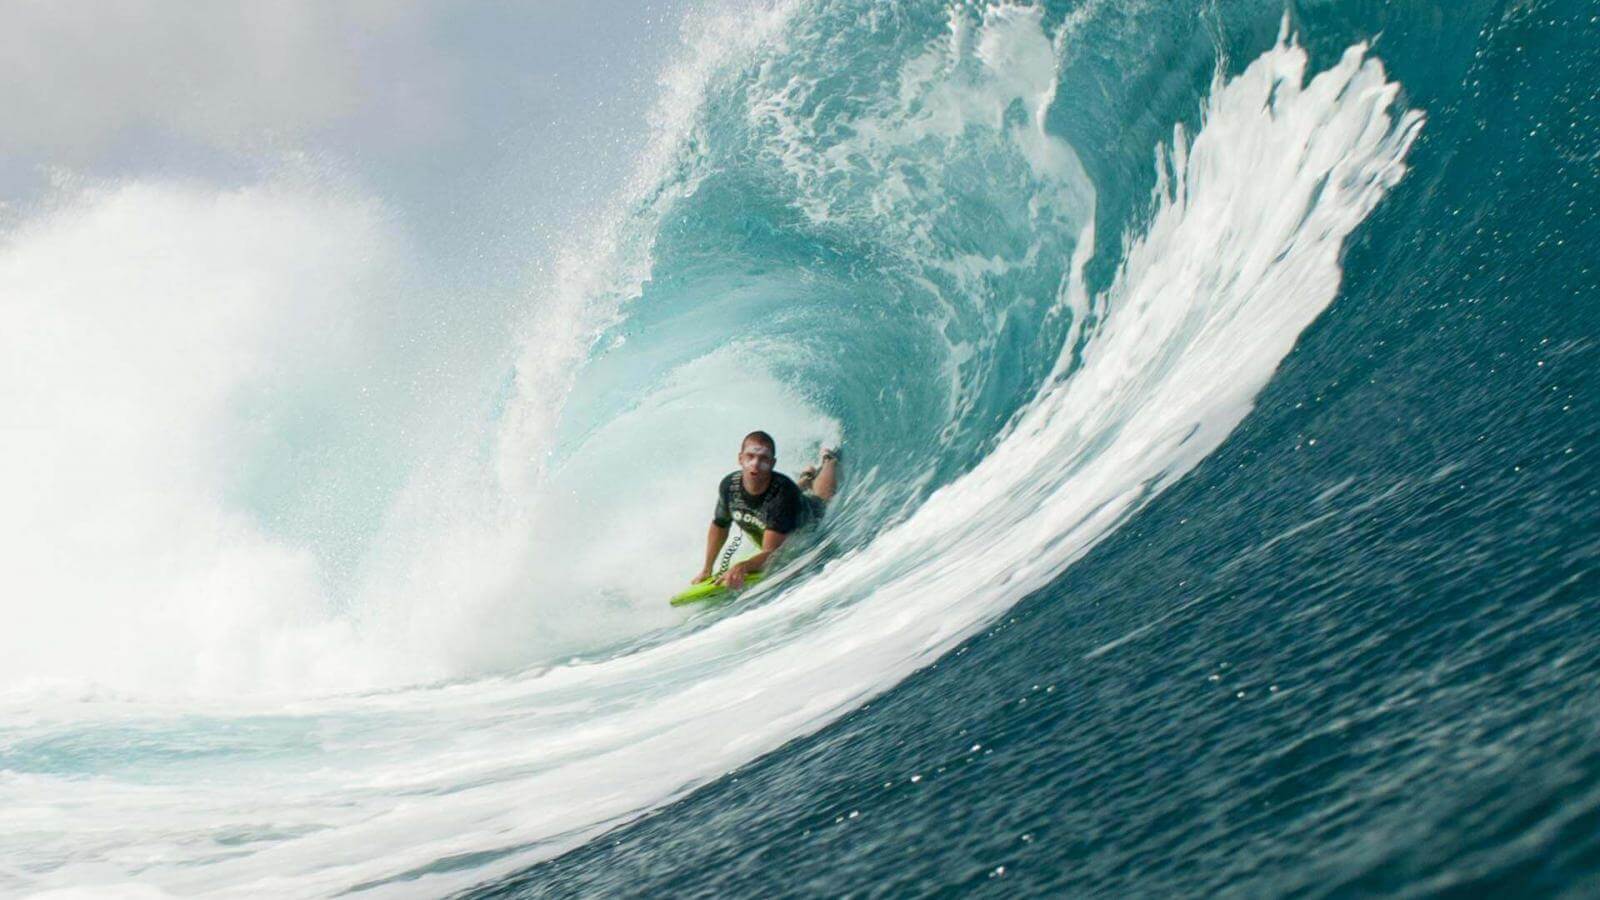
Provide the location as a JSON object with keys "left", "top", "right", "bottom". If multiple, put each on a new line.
{"left": 4, "top": 0, "right": 1597, "bottom": 897}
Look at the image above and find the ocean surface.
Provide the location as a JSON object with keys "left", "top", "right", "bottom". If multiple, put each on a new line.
{"left": 2, "top": 0, "right": 1597, "bottom": 897}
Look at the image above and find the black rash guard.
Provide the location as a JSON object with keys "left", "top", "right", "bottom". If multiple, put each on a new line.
{"left": 712, "top": 472, "right": 823, "bottom": 543}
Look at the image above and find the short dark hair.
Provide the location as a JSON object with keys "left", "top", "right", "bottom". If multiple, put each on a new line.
{"left": 741, "top": 430, "right": 776, "bottom": 457}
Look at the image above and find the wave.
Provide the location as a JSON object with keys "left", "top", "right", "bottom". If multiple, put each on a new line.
{"left": 0, "top": 4, "right": 1422, "bottom": 896}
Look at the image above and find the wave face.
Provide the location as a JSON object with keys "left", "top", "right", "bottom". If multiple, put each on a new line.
{"left": 4, "top": 0, "right": 1598, "bottom": 896}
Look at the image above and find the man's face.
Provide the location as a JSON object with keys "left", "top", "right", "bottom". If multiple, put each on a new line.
{"left": 739, "top": 441, "right": 775, "bottom": 477}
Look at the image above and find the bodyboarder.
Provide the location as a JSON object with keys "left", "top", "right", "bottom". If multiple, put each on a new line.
{"left": 692, "top": 431, "right": 839, "bottom": 590}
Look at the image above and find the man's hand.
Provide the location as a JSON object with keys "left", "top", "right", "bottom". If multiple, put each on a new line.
{"left": 692, "top": 567, "right": 712, "bottom": 585}
{"left": 718, "top": 562, "right": 750, "bottom": 589}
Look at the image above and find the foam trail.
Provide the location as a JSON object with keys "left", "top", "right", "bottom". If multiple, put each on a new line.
{"left": 0, "top": 21, "right": 1421, "bottom": 896}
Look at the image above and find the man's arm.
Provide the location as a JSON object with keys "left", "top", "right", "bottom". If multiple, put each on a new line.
{"left": 695, "top": 523, "right": 730, "bottom": 583}
{"left": 720, "top": 530, "right": 787, "bottom": 588}
{"left": 696, "top": 476, "right": 734, "bottom": 582}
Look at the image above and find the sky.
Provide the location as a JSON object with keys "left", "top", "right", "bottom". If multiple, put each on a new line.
{"left": 0, "top": 1, "right": 690, "bottom": 263}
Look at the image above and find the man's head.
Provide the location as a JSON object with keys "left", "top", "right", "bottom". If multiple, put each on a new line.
{"left": 738, "top": 430, "right": 776, "bottom": 477}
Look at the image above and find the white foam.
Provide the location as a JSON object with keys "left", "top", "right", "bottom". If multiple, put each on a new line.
{"left": 0, "top": 179, "right": 400, "bottom": 697}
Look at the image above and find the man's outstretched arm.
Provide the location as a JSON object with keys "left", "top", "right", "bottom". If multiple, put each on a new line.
{"left": 694, "top": 523, "right": 730, "bottom": 583}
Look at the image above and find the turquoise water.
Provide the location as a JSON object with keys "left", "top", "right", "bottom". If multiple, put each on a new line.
{"left": 2, "top": 0, "right": 1596, "bottom": 896}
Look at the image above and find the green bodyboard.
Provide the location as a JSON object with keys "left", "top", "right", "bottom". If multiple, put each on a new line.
{"left": 670, "top": 572, "right": 765, "bottom": 606}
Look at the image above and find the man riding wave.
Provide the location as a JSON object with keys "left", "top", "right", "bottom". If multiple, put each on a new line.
{"left": 692, "top": 431, "right": 840, "bottom": 590}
